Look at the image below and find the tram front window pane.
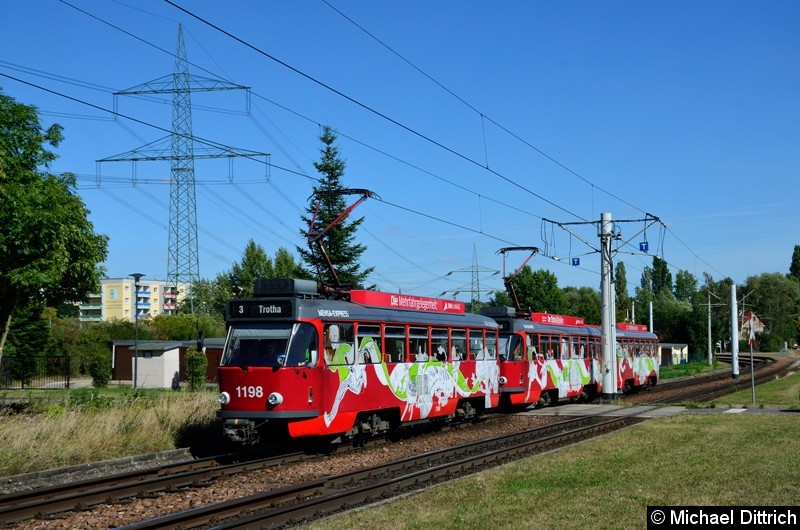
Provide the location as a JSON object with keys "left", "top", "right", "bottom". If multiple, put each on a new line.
{"left": 498, "top": 334, "right": 512, "bottom": 360}
{"left": 223, "top": 324, "right": 292, "bottom": 367}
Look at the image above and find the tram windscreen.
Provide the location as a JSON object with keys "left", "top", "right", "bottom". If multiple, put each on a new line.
{"left": 221, "top": 322, "right": 317, "bottom": 367}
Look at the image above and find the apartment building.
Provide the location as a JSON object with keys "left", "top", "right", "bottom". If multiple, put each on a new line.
{"left": 79, "top": 278, "right": 187, "bottom": 323}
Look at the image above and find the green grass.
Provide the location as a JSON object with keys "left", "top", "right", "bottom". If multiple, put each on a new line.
{"left": 308, "top": 414, "right": 800, "bottom": 530}
{"left": 659, "top": 358, "right": 728, "bottom": 379}
{"left": 710, "top": 369, "right": 800, "bottom": 409}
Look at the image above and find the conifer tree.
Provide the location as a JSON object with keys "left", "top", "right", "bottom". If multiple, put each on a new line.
{"left": 297, "top": 127, "right": 373, "bottom": 289}
{"left": 789, "top": 244, "right": 800, "bottom": 282}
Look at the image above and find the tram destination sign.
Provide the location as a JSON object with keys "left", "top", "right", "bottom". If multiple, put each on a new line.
{"left": 530, "top": 312, "right": 585, "bottom": 327}
{"left": 228, "top": 300, "right": 293, "bottom": 319}
{"left": 350, "top": 290, "right": 465, "bottom": 314}
{"left": 617, "top": 322, "right": 649, "bottom": 332}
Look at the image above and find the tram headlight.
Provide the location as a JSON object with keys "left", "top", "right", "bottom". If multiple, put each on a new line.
{"left": 267, "top": 392, "right": 283, "bottom": 406}
{"left": 218, "top": 391, "right": 231, "bottom": 405}
{"left": 499, "top": 376, "right": 508, "bottom": 386}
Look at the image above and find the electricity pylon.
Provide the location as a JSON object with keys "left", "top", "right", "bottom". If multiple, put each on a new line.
{"left": 441, "top": 245, "right": 500, "bottom": 312}
{"left": 97, "top": 24, "right": 268, "bottom": 312}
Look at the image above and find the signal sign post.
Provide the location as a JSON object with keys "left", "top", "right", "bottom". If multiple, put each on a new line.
{"left": 749, "top": 314, "right": 756, "bottom": 404}
{"left": 730, "top": 285, "right": 740, "bottom": 379}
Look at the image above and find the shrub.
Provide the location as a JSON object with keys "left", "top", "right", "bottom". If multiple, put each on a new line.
{"left": 88, "top": 349, "right": 112, "bottom": 387}
{"left": 184, "top": 347, "right": 208, "bottom": 392}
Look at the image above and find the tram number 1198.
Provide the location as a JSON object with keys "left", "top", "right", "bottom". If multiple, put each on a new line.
{"left": 235, "top": 386, "right": 264, "bottom": 398}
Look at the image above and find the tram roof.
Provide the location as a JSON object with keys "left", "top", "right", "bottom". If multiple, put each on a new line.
{"left": 504, "top": 318, "right": 602, "bottom": 336}
{"left": 227, "top": 296, "right": 499, "bottom": 329}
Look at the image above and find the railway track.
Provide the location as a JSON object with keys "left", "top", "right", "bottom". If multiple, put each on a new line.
{"left": 0, "top": 446, "right": 319, "bottom": 525}
{"left": 118, "top": 415, "right": 644, "bottom": 529}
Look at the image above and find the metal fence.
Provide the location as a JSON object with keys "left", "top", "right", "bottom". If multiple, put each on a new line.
{"left": 0, "top": 356, "right": 72, "bottom": 390}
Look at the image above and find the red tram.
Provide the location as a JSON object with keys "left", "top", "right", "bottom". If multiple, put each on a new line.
{"left": 217, "top": 278, "right": 659, "bottom": 444}
{"left": 482, "top": 306, "right": 659, "bottom": 409}
{"left": 217, "top": 278, "right": 500, "bottom": 443}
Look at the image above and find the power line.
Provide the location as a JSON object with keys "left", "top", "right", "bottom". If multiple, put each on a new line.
{"left": 7, "top": 3, "right": 728, "bottom": 290}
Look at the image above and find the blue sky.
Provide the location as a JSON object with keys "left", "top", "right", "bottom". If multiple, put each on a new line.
{"left": 2, "top": 0, "right": 798, "bottom": 302}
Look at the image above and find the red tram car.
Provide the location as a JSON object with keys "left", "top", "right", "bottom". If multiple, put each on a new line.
{"left": 482, "top": 306, "right": 602, "bottom": 407}
{"left": 615, "top": 322, "right": 660, "bottom": 392}
{"left": 217, "top": 278, "right": 500, "bottom": 443}
{"left": 482, "top": 306, "right": 659, "bottom": 409}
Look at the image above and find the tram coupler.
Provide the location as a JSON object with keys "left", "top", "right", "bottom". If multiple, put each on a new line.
{"left": 223, "top": 418, "right": 259, "bottom": 444}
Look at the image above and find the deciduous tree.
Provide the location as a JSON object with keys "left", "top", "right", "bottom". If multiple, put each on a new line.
{"left": 563, "top": 286, "right": 601, "bottom": 324}
{"left": 508, "top": 267, "right": 568, "bottom": 314}
{"left": 674, "top": 270, "right": 698, "bottom": 303}
{"left": 0, "top": 91, "right": 108, "bottom": 362}
{"left": 614, "top": 261, "right": 631, "bottom": 322}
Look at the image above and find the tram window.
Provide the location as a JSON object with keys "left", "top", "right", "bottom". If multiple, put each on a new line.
{"left": 432, "top": 328, "right": 448, "bottom": 361}
{"left": 357, "top": 324, "right": 382, "bottom": 364}
{"left": 579, "top": 337, "right": 587, "bottom": 359}
{"left": 410, "top": 327, "right": 429, "bottom": 362}
{"left": 469, "top": 330, "right": 484, "bottom": 360}
{"left": 571, "top": 337, "right": 580, "bottom": 359}
{"left": 451, "top": 329, "right": 467, "bottom": 360}
{"left": 528, "top": 333, "right": 541, "bottom": 359}
{"left": 498, "top": 335, "right": 513, "bottom": 361}
{"left": 385, "top": 325, "right": 406, "bottom": 363}
{"left": 286, "top": 322, "right": 317, "bottom": 367}
{"left": 540, "top": 335, "right": 552, "bottom": 359}
{"left": 485, "top": 332, "right": 498, "bottom": 360}
{"left": 324, "top": 323, "right": 355, "bottom": 366}
{"left": 543, "top": 335, "right": 559, "bottom": 360}
{"left": 560, "top": 336, "right": 569, "bottom": 360}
